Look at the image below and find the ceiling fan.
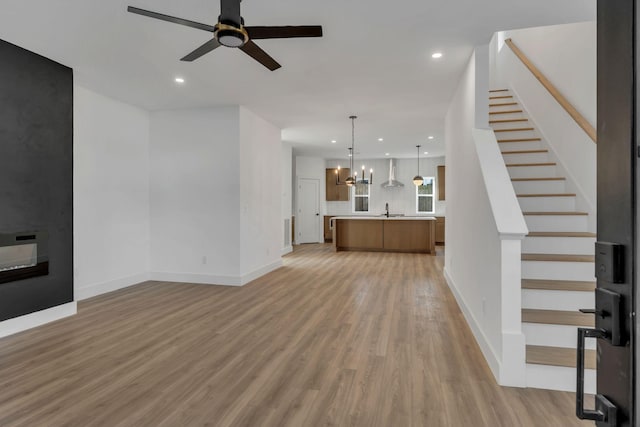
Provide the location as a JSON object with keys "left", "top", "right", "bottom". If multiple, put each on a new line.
{"left": 127, "top": 0, "right": 323, "bottom": 71}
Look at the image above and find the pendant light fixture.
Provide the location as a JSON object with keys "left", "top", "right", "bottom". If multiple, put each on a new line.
{"left": 413, "top": 145, "right": 424, "bottom": 186}
{"left": 344, "top": 115, "right": 372, "bottom": 187}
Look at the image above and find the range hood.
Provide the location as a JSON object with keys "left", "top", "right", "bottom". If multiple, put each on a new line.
{"left": 380, "top": 159, "right": 404, "bottom": 188}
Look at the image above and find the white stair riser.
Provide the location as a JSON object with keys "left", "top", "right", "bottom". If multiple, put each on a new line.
{"left": 522, "top": 323, "right": 596, "bottom": 350}
{"left": 494, "top": 129, "right": 538, "bottom": 140}
{"left": 522, "top": 261, "right": 595, "bottom": 281}
{"left": 490, "top": 121, "right": 528, "bottom": 131}
{"left": 524, "top": 215, "right": 588, "bottom": 232}
{"left": 526, "top": 364, "right": 595, "bottom": 393}
{"left": 508, "top": 165, "right": 557, "bottom": 179}
{"left": 491, "top": 114, "right": 528, "bottom": 123}
{"left": 489, "top": 104, "right": 520, "bottom": 113}
{"left": 518, "top": 196, "right": 575, "bottom": 212}
{"left": 523, "top": 236, "right": 595, "bottom": 255}
{"left": 522, "top": 289, "right": 594, "bottom": 311}
{"left": 497, "top": 141, "right": 542, "bottom": 151}
{"left": 512, "top": 180, "right": 566, "bottom": 194}
{"left": 502, "top": 152, "right": 549, "bottom": 163}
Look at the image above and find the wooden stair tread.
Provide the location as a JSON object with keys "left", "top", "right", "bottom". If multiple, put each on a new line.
{"left": 501, "top": 149, "right": 548, "bottom": 155}
{"left": 523, "top": 211, "right": 588, "bottom": 216}
{"left": 522, "top": 253, "right": 594, "bottom": 262}
{"left": 528, "top": 232, "right": 596, "bottom": 237}
{"left": 498, "top": 138, "right": 542, "bottom": 143}
{"left": 506, "top": 162, "right": 556, "bottom": 167}
{"left": 512, "top": 177, "right": 566, "bottom": 182}
{"left": 489, "top": 110, "right": 523, "bottom": 115}
{"left": 522, "top": 279, "right": 596, "bottom": 292}
{"left": 526, "top": 345, "right": 596, "bottom": 369}
{"left": 494, "top": 127, "right": 535, "bottom": 133}
{"left": 489, "top": 89, "right": 510, "bottom": 93}
{"left": 517, "top": 193, "right": 576, "bottom": 198}
{"left": 490, "top": 102, "right": 518, "bottom": 107}
{"left": 490, "top": 118, "right": 528, "bottom": 124}
{"left": 489, "top": 95, "right": 514, "bottom": 100}
{"left": 522, "top": 309, "right": 595, "bottom": 327}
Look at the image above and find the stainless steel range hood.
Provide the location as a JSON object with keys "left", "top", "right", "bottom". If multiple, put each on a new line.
{"left": 380, "top": 158, "right": 404, "bottom": 188}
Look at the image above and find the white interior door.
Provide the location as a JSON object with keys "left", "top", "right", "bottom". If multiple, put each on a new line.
{"left": 297, "top": 178, "right": 320, "bottom": 244}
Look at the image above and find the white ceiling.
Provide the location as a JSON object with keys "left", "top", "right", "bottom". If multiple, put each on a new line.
{"left": 0, "top": 0, "right": 595, "bottom": 159}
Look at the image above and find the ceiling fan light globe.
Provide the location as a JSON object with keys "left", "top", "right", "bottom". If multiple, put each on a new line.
{"left": 218, "top": 30, "right": 246, "bottom": 47}
{"left": 413, "top": 176, "right": 424, "bottom": 186}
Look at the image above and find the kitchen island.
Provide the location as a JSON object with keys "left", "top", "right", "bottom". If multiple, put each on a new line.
{"left": 331, "top": 216, "right": 436, "bottom": 254}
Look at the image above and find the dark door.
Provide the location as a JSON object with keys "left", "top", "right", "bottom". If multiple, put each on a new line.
{"left": 575, "top": 1, "right": 635, "bottom": 425}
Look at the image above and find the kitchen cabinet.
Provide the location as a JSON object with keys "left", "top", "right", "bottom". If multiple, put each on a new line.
{"left": 435, "top": 217, "right": 445, "bottom": 245}
{"left": 325, "top": 168, "right": 350, "bottom": 201}
{"left": 323, "top": 216, "right": 333, "bottom": 242}
{"left": 437, "top": 165, "right": 445, "bottom": 201}
{"left": 332, "top": 217, "right": 436, "bottom": 254}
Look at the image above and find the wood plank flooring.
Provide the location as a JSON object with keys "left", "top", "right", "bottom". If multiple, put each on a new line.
{"left": 0, "top": 244, "right": 591, "bottom": 426}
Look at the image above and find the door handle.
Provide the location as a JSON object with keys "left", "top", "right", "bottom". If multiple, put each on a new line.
{"left": 576, "top": 328, "right": 606, "bottom": 421}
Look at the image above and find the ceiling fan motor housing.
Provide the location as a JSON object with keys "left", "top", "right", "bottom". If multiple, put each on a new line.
{"left": 216, "top": 21, "right": 248, "bottom": 48}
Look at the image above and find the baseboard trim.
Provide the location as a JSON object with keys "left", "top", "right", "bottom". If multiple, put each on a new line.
{"left": 241, "top": 260, "right": 283, "bottom": 285}
{"left": 444, "top": 268, "right": 501, "bottom": 382}
{"left": 282, "top": 245, "right": 293, "bottom": 256}
{"left": 150, "top": 260, "right": 284, "bottom": 288}
{"left": 76, "top": 272, "right": 150, "bottom": 300}
{"left": 149, "top": 271, "right": 242, "bottom": 287}
{"left": 0, "top": 302, "right": 77, "bottom": 339}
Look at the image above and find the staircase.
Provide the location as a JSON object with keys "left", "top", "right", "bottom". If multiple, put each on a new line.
{"left": 489, "top": 89, "right": 596, "bottom": 392}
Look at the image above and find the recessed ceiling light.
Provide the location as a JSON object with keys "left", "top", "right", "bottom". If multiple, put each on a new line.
{"left": 174, "top": 77, "right": 185, "bottom": 84}
{"left": 378, "top": 138, "right": 384, "bottom": 142}
{"left": 385, "top": 152, "right": 390, "bottom": 156}
{"left": 428, "top": 136, "right": 434, "bottom": 140}
{"left": 331, "top": 140, "right": 337, "bottom": 144}
{"left": 431, "top": 52, "right": 443, "bottom": 59}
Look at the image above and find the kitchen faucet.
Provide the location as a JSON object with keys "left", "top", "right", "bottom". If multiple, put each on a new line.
{"left": 385, "top": 202, "right": 389, "bottom": 218}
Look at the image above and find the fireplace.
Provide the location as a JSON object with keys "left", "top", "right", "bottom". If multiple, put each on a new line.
{"left": 0, "top": 232, "right": 49, "bottom": 284}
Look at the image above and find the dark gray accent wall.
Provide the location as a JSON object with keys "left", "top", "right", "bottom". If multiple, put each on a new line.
{"left": 0, "top": 39, "right": 73, "bottom": 321}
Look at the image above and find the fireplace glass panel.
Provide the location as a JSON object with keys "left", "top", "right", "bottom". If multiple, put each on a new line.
{"left": 0, "top": 244, "right": 37, "bottom": 272}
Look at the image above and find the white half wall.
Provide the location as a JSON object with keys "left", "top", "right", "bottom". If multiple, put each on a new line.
{"left": 445, "top": 49, "right": 526, "bottom": 387}
{"left": 74, "top": 85, "right": 151, "bottom": 300}
{"left": 149, "top": 107, "right": 242, "bottom": 283}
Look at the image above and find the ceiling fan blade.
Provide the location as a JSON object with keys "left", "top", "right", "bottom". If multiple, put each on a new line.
{"left": 220, "top": 0, "right": 241, "bottom": 25}
{"left": 181, "top": 39, "right": 221, "bottom": 62}
{"left": 127, "top": 6, "right": 217, "bottom": 33}
{"left": 245, "top": 26, "right": 323, "bottom": 40}
{"left": 239, "top": 41, "right": 281, "bottom": 71}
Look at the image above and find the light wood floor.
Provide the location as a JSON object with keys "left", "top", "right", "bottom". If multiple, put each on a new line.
{"left": 0, "top": 244, "right": 590, "bottom": 426}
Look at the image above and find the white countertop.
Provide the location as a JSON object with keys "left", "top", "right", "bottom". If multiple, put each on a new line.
{"left": 330, "top": 216, "right": 436, "bottom": 221}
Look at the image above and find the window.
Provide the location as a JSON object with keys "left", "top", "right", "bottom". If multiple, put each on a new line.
{"left": 416, "top": 177, "right": 435, "bottom": 214}
{"left": 353, "top": 182, "right": 370, "bottom": 212}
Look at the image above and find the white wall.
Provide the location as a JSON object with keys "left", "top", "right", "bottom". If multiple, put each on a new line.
{"left": 492, "top": 22, "right": 597, "bottom": 226}
{"left": 324, "top": 157, "right": 446, "bottom": 217}
{"left": 500, "top": 21, "right": 596, "bottom": 126}
{"left": 74, "top": 85, "right": 151, "bottom": 300}
{"left": 239, "top": 107, "right": 283, "bottom": 281}
{"left": 444, "top": 49, "right": 526, "bottom": 387}
{"left": 281, "top": 143, "right": 293, "bottom": 253}
{"left": 149, "top": 107, "right": 242, "bottom": 284}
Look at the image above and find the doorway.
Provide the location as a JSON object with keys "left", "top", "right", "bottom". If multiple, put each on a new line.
{"left": 297, "top": 178, "right": 320, "bottom": 244}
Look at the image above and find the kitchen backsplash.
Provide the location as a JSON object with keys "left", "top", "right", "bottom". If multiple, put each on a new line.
{"left": 324, "top": 157, "right": 446, "bottom": 217}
